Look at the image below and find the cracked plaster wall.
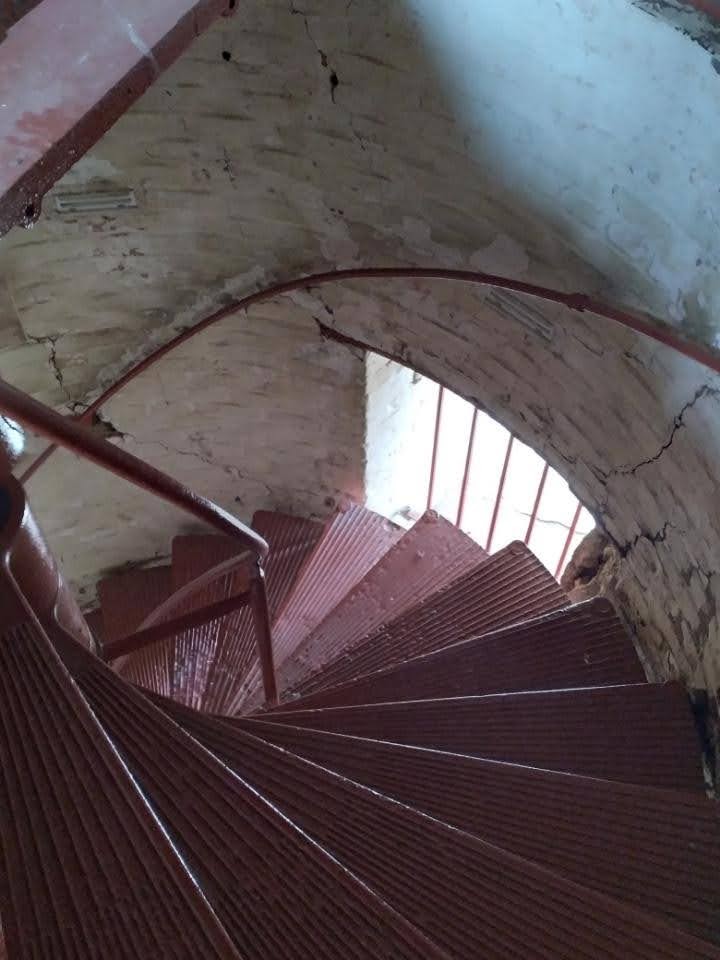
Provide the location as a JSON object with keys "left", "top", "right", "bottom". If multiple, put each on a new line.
{"left": 0, "top": 1, "right": 719, "bottom": 768}
{"left": 14, "top": 302, "right": 367, "bottom": 602}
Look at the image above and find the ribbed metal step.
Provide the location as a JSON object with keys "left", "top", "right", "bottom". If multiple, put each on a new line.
{"left": 170, "top": 511, "right": 323, "bottom": 712}
{"left": 162, "top": 703, "right": 720, "bottom": 960}
{"left": 259, "top": 683, "right": 705, "bottom": 789}
{"left": 275, "top": 510, "right": 487, "bottom": 698}
{"left": 99, "top": 564, "right": 173, "bottom": 695}
{"left": 0, "top": 620, "right": 240, "bottom": 959}
{"left": 280, "top": 541, "right": 568, "bottom": 703}
{"left": 240, "top": 719, "right": 720, "bottom": 942}
{"left": 56, "top": 635, "right": 448, "bottom": 960}
{"left": 273, "top": 597, "right": 646, "bottom": 711}
{"left": 241, "top": 503, "right": 402, "bottom": 712}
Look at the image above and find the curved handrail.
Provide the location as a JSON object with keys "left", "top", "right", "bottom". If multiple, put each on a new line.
{"left": 0, "top": 378, "right": 278, "bottom": 704}
{"left": 20, "top": 266, "right": 720, "bottom": 483}
{"left": 0, "top": 378, "right": 268, "bottom": 558}
{"left": 102, "top": 551, "right": 253, "bottom": 660}
{"left": 138, "top": 551, "right": 254, "bottom": 632}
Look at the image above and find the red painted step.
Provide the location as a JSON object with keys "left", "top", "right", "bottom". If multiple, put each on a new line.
{"left": 258, "top": 683, "right": 705, "bottom": 789}
{"left": 56, "top": 635, "right": 449, "bottom": 960}
{"left": 0, "top": 620, "right": 240, "bottom": 959}
{"left": 274, "top": 597, "right": 645, "bottom": 711}
{"left": 275, "top": 510, "right": 488, "bottom": 698}
{"left": 163, "top": 703, "right": 720, "bottom": 960}
{"left": 241, "top": 503, "right": 402, "bottom": 712}
{"left": 100, "top": 563, "right": 173, "bottom": 696}
{"left": 170, "top": 511, "right": 323, "bottom": 711}
{"left": 282, "top": 540, "right": 568, "bottom": 703}
{"left": 242, "top": 719, "right": 720, "bottom": 943}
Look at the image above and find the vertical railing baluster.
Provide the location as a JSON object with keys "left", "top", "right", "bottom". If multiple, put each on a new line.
{"left": 525, "top": 462, "right": 550, "bottom": 547}
{"left": 456, "top": 407, "right": 478, "bottom": 528}
{"left": 426, "top": 384, "right": 444, "bottom": 511}
{"left": 248, "top": 562, "right": 277, "bottom": 705}
{"left": 486, "top": 433, "right": 514, "bottom": 552}
{"left": 555, "top": 500, "right": 583, "bottom": 580}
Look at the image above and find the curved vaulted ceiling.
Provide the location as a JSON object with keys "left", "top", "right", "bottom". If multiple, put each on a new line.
{"left": 1, "top": 0, "right": 719, "bottom": 768}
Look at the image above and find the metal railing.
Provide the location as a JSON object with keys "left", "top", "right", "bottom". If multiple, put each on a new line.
{"left": 425, "top": 381, "right": 586, "bottom": 577}
{"left": 0, "top": 378, "right": 278, "bottom": 704}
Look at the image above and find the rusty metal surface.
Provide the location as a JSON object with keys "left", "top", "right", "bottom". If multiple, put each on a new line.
{"left": 0, "top": 0, "right": 235, "bottom": 235}
{"left": 275, "top": 597, "right": 646, "bottom": 711}
{"left": 282, "top": 540, "right": 567, "bottom": 703}
{"left": 244, "top": 720, "right": 720, "bottom": 943}
{"left": 167, "top": 707, "right": 720, "bottom": 960}
{"left": 241, "top": 504, "right": 403, "bottom": 712}
{"left": 103, "top": 564, "right": 174, "bottom": 694}
{"left": 56, "top": 637, "right": 449, "bottom": 960}
{"left": 0, "top": 618, "right": 241, "bottom": 959}
{"left": 276, "top": 511, "right": 488, "bottom": 699}
{"left": 259, "top": 682, "right": 705, "bottom": 789}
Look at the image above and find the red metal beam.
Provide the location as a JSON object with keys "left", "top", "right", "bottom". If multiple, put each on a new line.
{"left": 555, "top": 500, "right": 583, "bottom": 579}
{"left": 103, "top": 590, "right": 250, "bottom": 661}
{"left": 0, "top": 0, "right": 235, "bottom": 235}
{"left": 486, "top": 433, "right": 513, "bottom": 553}
{"left": 524, "top": 461, "right": 549, "bottom": 547}
{"left": 456, "top": 407, "right": 478, "bottom": 527}
{"left": 426, "top": 385, "right": 444, "bottom": 510}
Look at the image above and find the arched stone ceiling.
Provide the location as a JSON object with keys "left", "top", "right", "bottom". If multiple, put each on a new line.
{"left": 0, "top": 0, "right": 719, "bottom": 765}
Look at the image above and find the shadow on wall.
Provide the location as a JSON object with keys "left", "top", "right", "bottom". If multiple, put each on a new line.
{"left": 397, "top": 0, "right": 720, "bottom": 347}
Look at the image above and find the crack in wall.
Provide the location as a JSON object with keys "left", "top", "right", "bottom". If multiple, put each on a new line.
{"left": 632, "top": 0, "right": 720, "bottom": 58}
{"left": 617, "top": 519, "right": 675, "bottom": 559}
{"left": 25, "top": 333, "right": 73, "bottom": 403}
{"left": 603, "top": 383, "right": 720, "bottom": 479}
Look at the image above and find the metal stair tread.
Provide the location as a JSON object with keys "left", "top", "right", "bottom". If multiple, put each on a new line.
{"left": 157, "top": 698, "right": 720, "bottom": 960}
{"left": 268, "top": 596, "right": 645, "bottom": 711}
{"left": 280, "top": 539, "right": 569, "bottom": 703}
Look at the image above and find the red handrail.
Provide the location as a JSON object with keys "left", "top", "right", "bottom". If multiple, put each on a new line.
{"left": 103, "top": 551, "right": 253, "bottom": 660}
{"left": 0, "top": 378, "right": 278, "bottom": 703}
{"left": 20, "top": 266, "right": 720, "bottom": 484}
{"left": 0, "top": 378, "right": 267, "bottom": 558}
{"left": 103, "top": 592, "right": 251, "bottom": 661}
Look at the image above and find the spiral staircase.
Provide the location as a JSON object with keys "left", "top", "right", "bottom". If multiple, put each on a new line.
{"left": 2, "top": 424, "right": 720, "bottom": 960}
